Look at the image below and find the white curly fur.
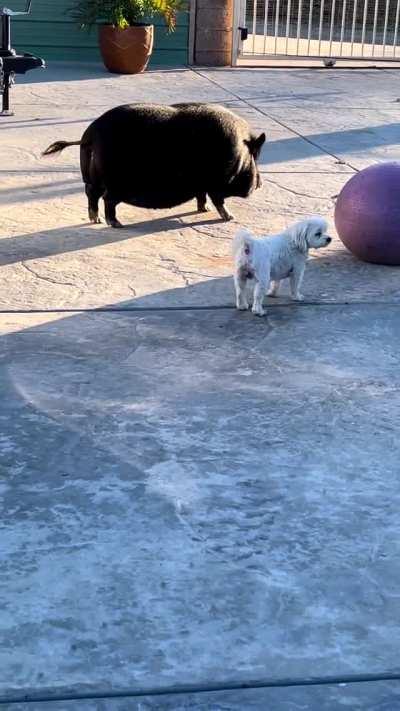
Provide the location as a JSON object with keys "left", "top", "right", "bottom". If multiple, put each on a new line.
{"left": 232, "top": 216, "right": 331, "bottom": 316}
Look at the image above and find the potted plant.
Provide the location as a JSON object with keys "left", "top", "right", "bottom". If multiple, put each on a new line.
{"left": 70, "top": 0, "right": 186, "bottom": 74}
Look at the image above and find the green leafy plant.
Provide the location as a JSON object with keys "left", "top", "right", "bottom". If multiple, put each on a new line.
{"left": 69, "top": 0, "right": 187, "bottom": 32}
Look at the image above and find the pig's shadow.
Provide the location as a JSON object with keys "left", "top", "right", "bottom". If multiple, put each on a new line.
{"left": 0, "top": 210, "right": 229, "bottom": 269}
{"left": 119, "top": 210, "right": 224, "bottom": 232}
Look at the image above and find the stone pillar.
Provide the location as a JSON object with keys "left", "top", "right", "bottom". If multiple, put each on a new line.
{"left": 194, "top": 0, "right": 234, "bottom": 67}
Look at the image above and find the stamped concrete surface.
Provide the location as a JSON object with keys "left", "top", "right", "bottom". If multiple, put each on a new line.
{"left": 2, "top": 305, "right": 400, "bottom": 702}
{"left": 1, "top": 63, "right": 400, "bottom": 709}
{"left": 1, "top": 64, "right": 400, "bottom": 310}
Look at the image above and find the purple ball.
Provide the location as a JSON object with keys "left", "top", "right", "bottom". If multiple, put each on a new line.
{"left": 334, "top": 162, "right": 400, "bottom": 265}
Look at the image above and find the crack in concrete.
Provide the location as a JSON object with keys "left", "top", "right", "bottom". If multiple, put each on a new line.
{"left": 182, "top": 270, "right": 217, "bottom": 279}
{"left": 265, "top": 177, "right": 335, "bottom": 201}
{"left": 187, "top": 224, "right": 230, "bottom": 242}
{"left": 21, "top": 261, "right": 78, "bottom": 289}
{"left": 159, "top": 255, "right": 190, "bottom": 287}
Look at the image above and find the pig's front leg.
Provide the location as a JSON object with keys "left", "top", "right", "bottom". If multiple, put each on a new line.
{"left": 209, "top": 193, "right": 235, "bottom": 222}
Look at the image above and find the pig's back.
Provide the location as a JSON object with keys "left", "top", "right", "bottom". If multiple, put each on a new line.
{"left": 81, "top": 103, "right": 252, "bottom": 207}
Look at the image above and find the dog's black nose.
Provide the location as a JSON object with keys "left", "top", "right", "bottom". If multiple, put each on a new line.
{"left": 326, "top": 236, "right": 332, "bottom": 243}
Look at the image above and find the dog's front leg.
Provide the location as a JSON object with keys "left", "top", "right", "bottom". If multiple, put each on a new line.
{"left": 234, "top": 273, "right": 249, "bottom": 310}
{"left": 252, "top": 279, "right": 268, "bottom": 316}
{"left": 290, "top": 265, "right": 306, "bottom": 301}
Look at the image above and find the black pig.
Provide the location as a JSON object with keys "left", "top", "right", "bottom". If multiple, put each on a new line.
{"left": 43, "top": 102, "right": 266, "bottom": 228}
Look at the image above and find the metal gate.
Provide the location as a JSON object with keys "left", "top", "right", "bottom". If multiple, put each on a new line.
{"left": 234, "top": 0, "right": 400, "bottom": 62}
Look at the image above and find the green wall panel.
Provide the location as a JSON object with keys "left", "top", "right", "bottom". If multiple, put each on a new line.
{"left": 11, "top": 1, "right": 189, "bottom": 65}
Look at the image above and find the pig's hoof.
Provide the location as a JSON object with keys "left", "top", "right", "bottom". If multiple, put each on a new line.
{"left": 198, "top": 205, "right": 211, "bottom": 213}
{"left": 89, "top": 210, "right": 102, "bottom": 224}
{"left": 218, "top": 207, "right": 234, "bottom": 222}
{"left": 108, "top": 219, "right": 124, "bottom": 229}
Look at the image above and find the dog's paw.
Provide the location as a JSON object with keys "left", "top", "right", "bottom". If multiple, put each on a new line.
{"left": 198, "top": 204, "right": 211, "bottom": 213}
{"left": 236, "top": 302, "right": 249, "bottom": 311}
{"left": 267, "top": 290, "right": 278, "bottom": 298}
{"left": 292, "top": 293, "right": 304, "bottom": 302}
{"left": 252, "top": 305, "right": 266, "bottom": 317}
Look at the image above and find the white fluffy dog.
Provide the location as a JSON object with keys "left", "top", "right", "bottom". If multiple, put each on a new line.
{"left": 233, "top": 216, "right": 331, "bottom": 316}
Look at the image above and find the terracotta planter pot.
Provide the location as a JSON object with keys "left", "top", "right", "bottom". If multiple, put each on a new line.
{"left": 98, "top": 24, "right": 154, "bottom": 74}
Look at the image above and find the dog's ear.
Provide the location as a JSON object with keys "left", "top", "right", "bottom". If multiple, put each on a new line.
{"left": 245, "top": 132, "right": 266, "bottom": 159}
{"left": 292, "top": 222, "right": 309, "bottom": 253}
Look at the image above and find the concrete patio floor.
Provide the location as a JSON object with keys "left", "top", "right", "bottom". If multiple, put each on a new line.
{"left": 1, "top": 62, "right": 400, "bottom": 710}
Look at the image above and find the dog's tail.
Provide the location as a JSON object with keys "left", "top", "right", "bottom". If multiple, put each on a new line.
{"left": 232, "top": 227, "right": 255, "bottom": 258}
{"left": 42, "top": 140, "right": 81, "bottom": 156}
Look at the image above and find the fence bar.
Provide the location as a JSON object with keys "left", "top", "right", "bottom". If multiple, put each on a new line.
{"left": 318, "top": 0, "right": 325, "bottom": 54}
{"left": 242, "top": 0, "right": 247, "bottom": 30}
{"left": 307, "top": 0, "right": 315, "bottom": 53}
{"left": 262, "top": 0, "right": 270, "bottom": 54}
{"left": 394, "top": 0, "right": 400, "bottom": 55}
{"left": 274, "top": 0, "right": 281, "bottom": 53}
{"left": 361, "top": 0, "right": 368, "bottom": 56}
{"left": 339, "top": 0, "right": 347, "bottom": 55}
{"left": 252, "top": 0, "right": 258, "bottom": 54}
{"left": 296, "top": 0, "right": 303, "bottom": 54}
{"left": 382, "top": 0, "right": 390, "bottom": 54}
{"left": 328, "top": 0, "right": 336, "bottom": 54}
{"left": 285, "top": 0, "right": 292, "bottom": 54}
{"left": 371, "top": 0, "right": 379, "bottom": 55}
{"left": 350, "top": 0, "right": 358, "bottom": 54}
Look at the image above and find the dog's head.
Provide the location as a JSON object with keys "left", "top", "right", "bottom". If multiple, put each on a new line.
{"left": 290, "top": 217, "right": 331, "bottom": 253}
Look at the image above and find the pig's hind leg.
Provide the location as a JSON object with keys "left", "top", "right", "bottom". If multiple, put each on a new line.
{"left": 104, "top": 192, "right": 123, "bottom": 229}
{"left": 196, "top": 193, "right": 211, "bottom": 213}
{"left": 85, "top": 184, "right": 103, "bottom": 224}
{"left": 81, "top": 144, "right": 103, "bottom": 224}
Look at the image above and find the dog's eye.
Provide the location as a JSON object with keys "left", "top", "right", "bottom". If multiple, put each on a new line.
{"left": 315, "top": 231, "right": 322, "bottom": 236}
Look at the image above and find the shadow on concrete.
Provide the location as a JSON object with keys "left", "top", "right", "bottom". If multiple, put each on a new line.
{"left": 0, "top": 179, "right": 82, "bottom": 205}
{"left": 0, "top": 212, "right": 225, "bottom": 268}
{"left": 259, "top": 121, "right": 400, "bottom": 166}
{"left": 0, "top": 169, "right": 81, "bottom": 175}
{"left": 2, "top": 277, "right": 400, "bottom": 700}
{"left": 0, "top": 118, "right": 96, "bottom": 132}
{"left": 16, "top": 63, "right": 191, "bottom": 85}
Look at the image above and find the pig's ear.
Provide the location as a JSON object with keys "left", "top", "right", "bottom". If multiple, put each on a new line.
{"left": 245, "top": 132, "right": 266, "bottom": 158}
{"left": 255, "top": 132, "right": 266, "bottom": 150}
